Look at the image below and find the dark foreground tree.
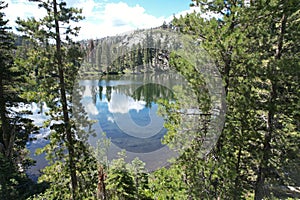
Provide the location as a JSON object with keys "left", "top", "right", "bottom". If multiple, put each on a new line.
{"left": 0, "top": 1, "right": 40, "bottom": 199}
{"left": 17, "top": 0, "right": 98, "bottom": 199}
{"left": 160, "top": 0, "right": 300, "bottom": 199}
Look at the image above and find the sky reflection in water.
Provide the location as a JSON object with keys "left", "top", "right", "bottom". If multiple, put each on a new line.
{"left": 82, "top": 77, "right": 174, "bottom": 153}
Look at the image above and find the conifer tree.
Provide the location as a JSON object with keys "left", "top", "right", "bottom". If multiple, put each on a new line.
{"left": 164, "top": 0, "right": 300, "bottom": 199}
{"left": 17, "top": 1, "right": 98, "bottom": 199}
{"left": 0, "top": 1, "right": 38, "bottom": 199}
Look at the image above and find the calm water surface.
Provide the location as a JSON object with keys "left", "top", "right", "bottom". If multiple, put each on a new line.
{"left": 80, "top": 73, "right": 177, "bottom": 153}
{"left": 27, "top": 73, "right": 183, "bottom": 179}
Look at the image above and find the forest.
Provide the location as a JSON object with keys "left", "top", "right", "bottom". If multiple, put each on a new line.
{"left": 0, "top": 0, "right": 299, "bottom": 199}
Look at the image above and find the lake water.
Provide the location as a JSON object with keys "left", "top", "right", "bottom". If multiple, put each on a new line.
{"left": 79, "top": 74, "right": 177, "bottom": 152}
{"left": 27, "top": 72, "right": 185, "bottom": 179}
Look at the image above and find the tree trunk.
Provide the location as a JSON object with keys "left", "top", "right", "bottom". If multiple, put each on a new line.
{"left": 0, "top": 72, "right": 14, "bottom": 158}
{"left": 254, "top": 12, "right": 287, "bottom": 200}
{"left": 97, "top": 165, "right": 106, "bottom": 200}
{"left": 234, "top": 146, "right": 242, "bottom": 199}
{"left": 53, "top": 0, "right": 78, "bottom": 199}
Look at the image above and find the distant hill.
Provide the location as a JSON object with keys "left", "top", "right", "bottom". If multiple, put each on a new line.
{"left": 79, "top": 24, "right": 182, "bottom": 76}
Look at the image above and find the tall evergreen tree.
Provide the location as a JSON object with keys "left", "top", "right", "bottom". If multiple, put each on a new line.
{"left": 17, "top": 1, "right": 98, "bottom": 199}
{"left": 0, "top": 1, "right": 38, "bottom": 199}
{"left": 105, "top": 151, "right": 136, "bottom": 200}
{"left": 161, "top": 0, "right": 300, "bottom": 199}
{"left": 0, "top": 0, "right": 20, "bottom": 159}
{"left": 242, "top": 1, "right": 300, "bottom": 198}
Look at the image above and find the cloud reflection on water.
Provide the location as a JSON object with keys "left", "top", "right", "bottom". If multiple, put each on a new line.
{"left": 108, "top": 92, "right": 146, "bottom": 114}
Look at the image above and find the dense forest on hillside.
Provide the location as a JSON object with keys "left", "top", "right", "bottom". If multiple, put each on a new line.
{"left": 0, "top": 0, "right": 299, "bottom": 199}
{"left": 79, "top": 27, "right": 181, "bottom": 75}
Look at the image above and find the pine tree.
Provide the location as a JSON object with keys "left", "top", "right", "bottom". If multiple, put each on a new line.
{"left": 105, "top": 151, "right": 135, "bottom": 200}
{"left": 149, "top": 166, "right": 187, "bottom": 200}
{"left": 0, "top": 0, "right": 20, "bottom": 159}
{"left": 243, "top": 1, "right": 300, "bottom": 198}
{"left": 16, "top": 1, "right": 98, "bottom": 199}
{"left": 162, "top": 0, "right": 300, "bottom": 199}
{"left": 0, "top": 1, "right": 39, "bottom": 199}
{"left": 169, "top": 1, "right": 250, "bottom": 197}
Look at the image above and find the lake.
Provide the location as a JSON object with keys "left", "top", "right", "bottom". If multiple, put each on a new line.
{"left": 83, "top": 80, "right": 168, "bottom": 152}
{"left": 77, "top": 72, "right": 185, "bottom": 170}
{"left": 27, "top": 72, "right": 186, "bottom": 179}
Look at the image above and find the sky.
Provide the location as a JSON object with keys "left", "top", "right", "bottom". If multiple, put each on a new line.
{"left": 4, "top": 0, "right": 198, "bottom": 40}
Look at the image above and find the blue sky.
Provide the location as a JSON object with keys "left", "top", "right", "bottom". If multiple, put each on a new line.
{"left": 4, "top": 0, "right": 197, "bottom": 40}
{"left": 105, "top": 0, "right": 191, "bottom": 17}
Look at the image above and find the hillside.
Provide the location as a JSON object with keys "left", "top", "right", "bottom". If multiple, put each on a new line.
{"left": 79, "top": 25, "right": 182, "bottom": 76}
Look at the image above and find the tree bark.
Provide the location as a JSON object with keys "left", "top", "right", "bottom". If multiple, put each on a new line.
{"left": 97, "top": 165, "right": 106, "bottom": 200}
{"left": 0, "top": 72, "right": 14, "bottom": 158}
{"left": 254, "top": 12, "right": 287, "bottom": 200}
{"left": 53, "top": 0, "right": 78, "bottom": 199}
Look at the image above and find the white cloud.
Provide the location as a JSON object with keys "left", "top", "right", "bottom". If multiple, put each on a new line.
{"left": 4, "top": 0, "right": 202, "bottom": 40}
{"left": 81, "top": 96, "right": 99, "bottom": 116}
{"left": 5, "top": 0, "right": 167, "bottom": 40}
{"left": 103, "top": 2, "right": 164, "bottom": 28}
{"left": 5, "top": 0, "right": 46, "bottom": 31}
{"left": 80, "top": 83, "right": 99, "bottom": 115}
{"left": 85, "top": 101, "right": 99, "bottom": 115}
{"left": 77, "top": 2, "right": 166, "bottom": 40}
{"left": 107, "top": 116, "right": 114, "bottom": 123}
{"left": 167, "top": 6, "right": 201, "bottom": 21}
{"left": 108, "top": 92, "right": 145, "bottom": 114}
{"left": 71, "top": 0, "right": 104, "bottom": 21}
